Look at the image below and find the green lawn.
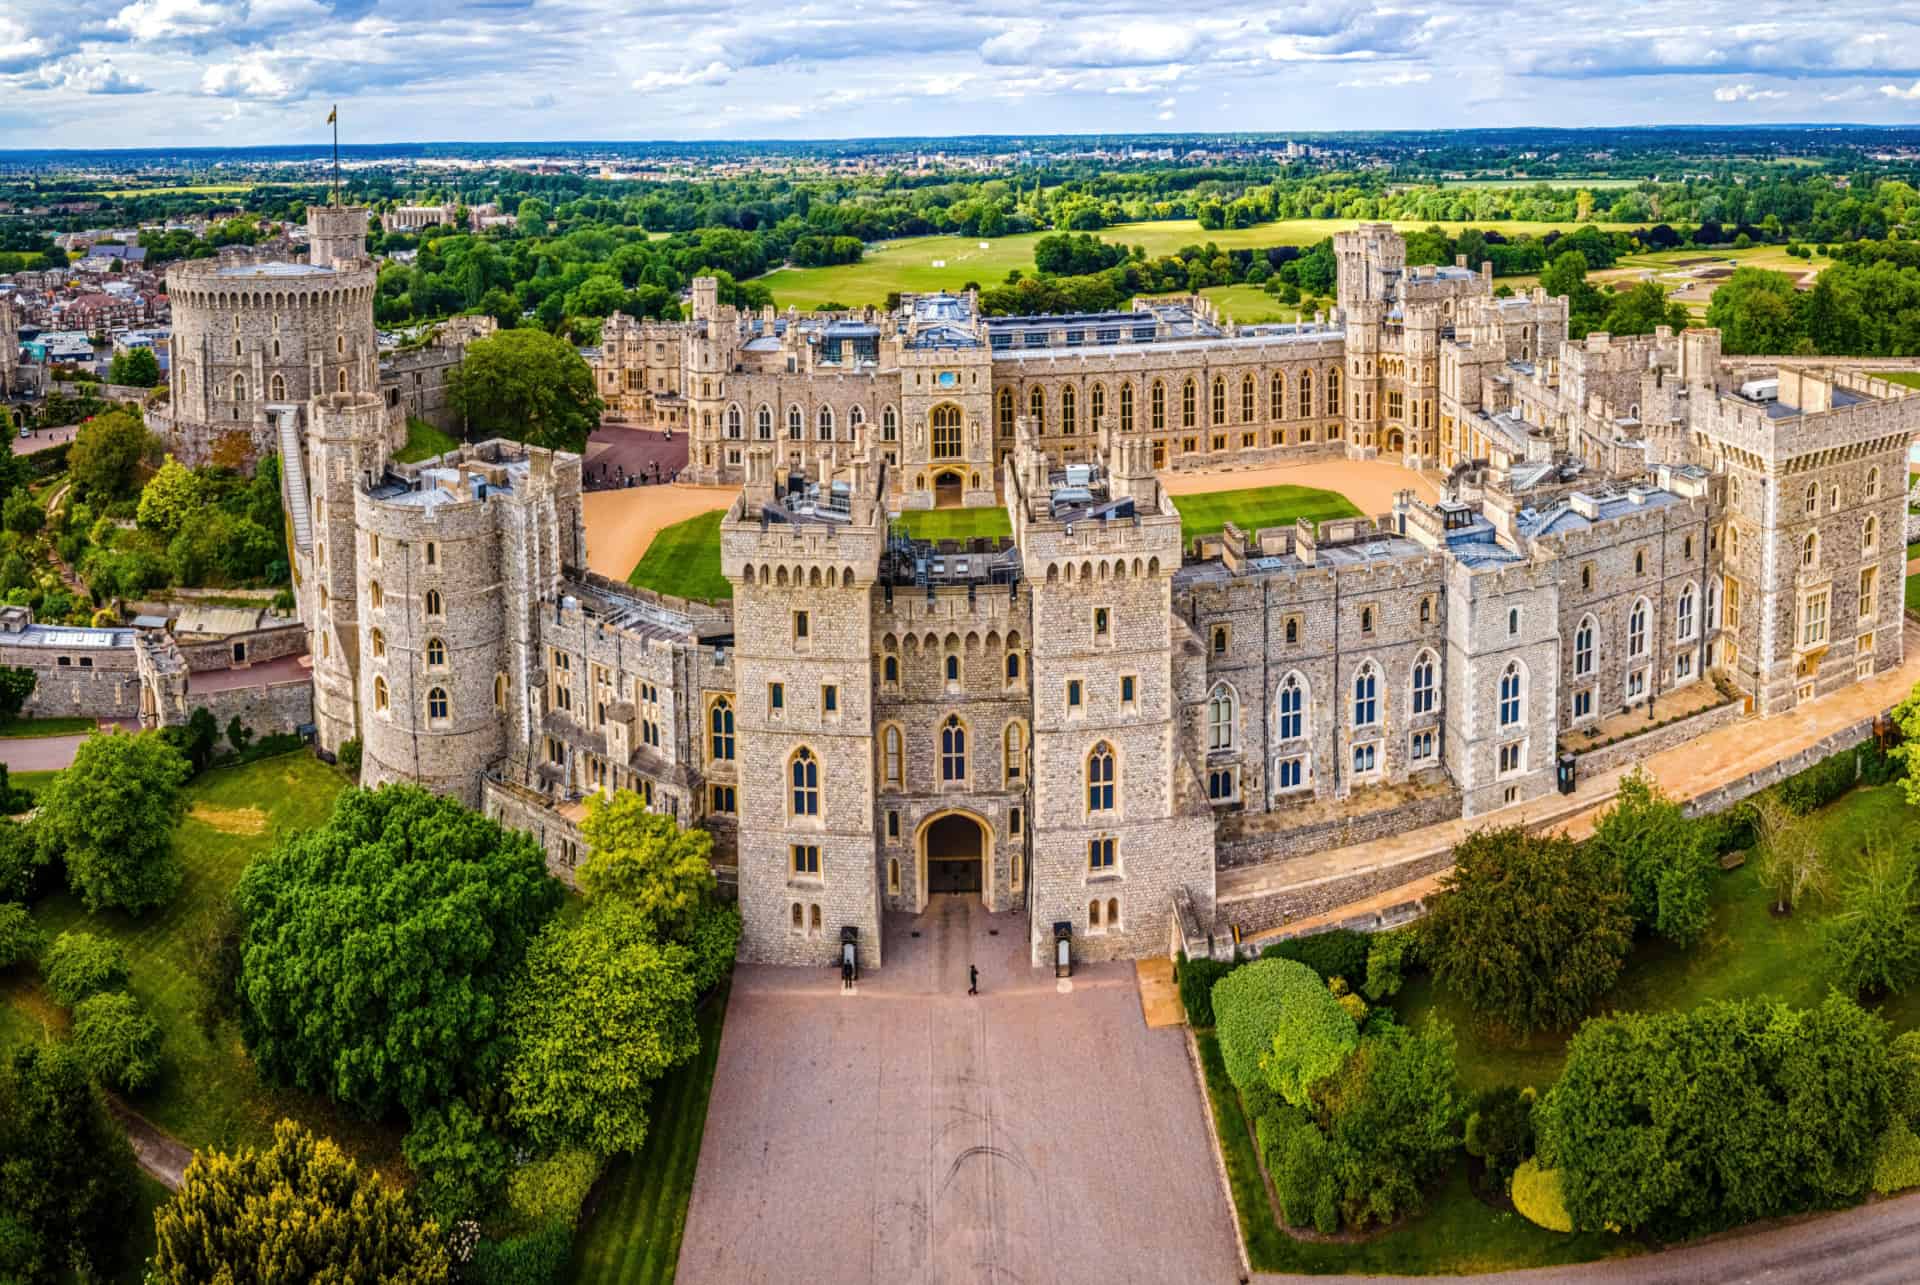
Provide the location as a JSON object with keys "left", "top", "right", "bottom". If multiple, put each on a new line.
{"left": 1883, "top": 371, "right": 1920, "bottom": 391}
{"left": 1173, "top": 484, "right": 1363, "bottom": 543}
{"left": 895, "top": 507, "right": 1013, "bottom": 541}
{"left": 757, "top": 218, "right": 1644, "bottom": 309}
{"left": 570, "top": 980, "right": 731, "bottom": 1284}
{"left": 1907, "top": 571, "right": 1920, "bottom": 615}
{"left": 0, "top": 752, "right": 406, "bottom": 1172}
{"left": 1196, "top": 284, "right": 1310, "bottom": 325}
{"left": 392, "top": 417, "right": 462, "bottom": 464}
{"left": 629, "top": 510, "right": 730, "bottom": 602}
{"left": 0, "top": 716, "right": 96, "bottom": 738}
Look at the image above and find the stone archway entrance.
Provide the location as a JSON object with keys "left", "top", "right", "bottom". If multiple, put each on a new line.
{"left": 1386, "top": 427, "right": 1405, "bottom": 454}
{"left": 932, "top": 469, "right": 964, "bottom": 508}
{"left": 920, "top": 810, "right": 987, "bottom": 899}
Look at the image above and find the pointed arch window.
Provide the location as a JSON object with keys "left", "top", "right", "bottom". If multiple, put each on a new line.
{"left": 1181, "top": 377, "right": 1197, "bottom": 428}
{"left": 425, "top": 588, "right": 443, "bottom": 617}
{"left": 1411, "top": 652, "right": 1436, "bottom": 715}
{"left": 1150, "top": 380, "right": 1166, "bottom": 432}
{"left": 1087, "top": 741, "right": 1115, "bottom": 813}
{"left": 817, "top": 405, "right": 834, "bottom": 440}
{"left": 940, "top": 715, "right": 967, "bottom": 782}
{"left": 425, "top": 637, "right": 447, "bottom": 668}
{"left": 1864, "top": 514, "right": 1879, "bottom": 554}
{"left": 1003, "top": 722, "right": 1025, "bottom": 785}
{"left": 1677, "top": 584, "right": 1696, "bottom": 641}
{"left": 370, "top": 627, "right": 386, "bottom": 659}
{"left": 881, "top": 725, "right": 903, "bottom": 787}
{"left": 709, "top": 698, "right": 734, "bottom": 761}
{"left": 270, "top": 372, "right": 286, "bottom": 400}
{"left": 1802, "top": 531, "right": 1819, "bottom": 569}
{"left": 373, "top": 675, "right": 389, "bottom": 712}
{"left": 882, "top": 405, "right": 897, "bottom": 442}
{"left": 1499, "top": 663, "right": 1522, "bottom": 727}
{"left": 726, "top": 405, "right": 742, "bottom": 439}
{"left": 1353, "top": 663, "right": 1378, "bottom": 727}
{"left": 787, "top": 405, "right": 803, "bottom": 440}
{"left": 1270, "top": 371, "right": 1285, "bottom": 420}
{"left": 1277, "top": 674, "right": 1305, "bottom": 741}
{"left": 997, "top": 387, "right": 1015, "bottom": 436}
{"left": 790, "top": 747, "right": 819, "bottom": 817}
{"left": 231, "top": 373, "right": 246, "bottom": 401}
{"left": 1575, "top": 617, "right": 1595, "bottom": 676}
{"left": 1867, "top": 467, "right": 1882, "bottom": 500}
{"left": 427, "top": 686, "right": 450, "bottom": 723}
{"left": 1206, "top": 684, "right": 1237, "bottom": 751}
{"left": 1060, "top": 384, "right": 1076, "bottom": 435}
{"left": 1211, "top": 375, "right": 1226, "bottom": 425}
{"left": 1629, "top": 598, "right": 1649, "bottom": 658}
{"left": 1299, "top": 369, "right": 1314, "bottom": 417}
{"left": 1119, "top": 382, "right": 1134, "bottom": 432}
{"left": 1240, "top": 374, "right": 1256, "bottom": 423}
{"left": 757, "top": 404, "right": 773, "bottom": 439}
{"left": 1029, "top": 386, "right": 1045, "bottom": 424}
{"left": 1090, "top": 383, "right": 1105, "bottom": 425}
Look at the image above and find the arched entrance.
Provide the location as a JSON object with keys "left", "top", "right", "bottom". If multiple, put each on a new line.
{"left": 1386, "top": 427, "right": 1405, "bottom": 453}
{"left": 919, "top": 810, "right": 988, "bottom": 899}
{"left": 932, "top": 469, "right": 964, "bottom": 508}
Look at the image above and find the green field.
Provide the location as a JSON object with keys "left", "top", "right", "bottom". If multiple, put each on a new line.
{"left": 0, "top": 752, "right": 409, "bottom": 1171}
{"left": 392, "top": 417, "right": 461, "bottom": 464}
{"left": 1882, "top": 371, "right": 1920, "bottom": 391}
{"left": 757, "top": 218, "right": 1644, "bottom": 309}
{"left": 570, "top": 980, "right": 730, "bottom": 1283}
{"left": 0, "top": 715, "right": 96, "bottom": 739}
{"left": 894, "top": 507, "right": 1014, "bottom": 541}
{"left": 1172, "top": 484, "right": 1362, "bottom": 543}
{"left": 629, "top": 510, "right": 730, "bottom": 602}
{"left": 1195, "top": 284, "right": 1310, "bottom": 325}
{"left": 93, "top": 183, "right": 263, "bottom": 198}
{"left": 1435, "top": 178, "right": 1644, "bottom": 190}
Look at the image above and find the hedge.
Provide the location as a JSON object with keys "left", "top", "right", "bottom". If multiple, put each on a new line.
{"left": 466, "top": 1223, "right": 572, "bottom": 1285}
{"left": 1175, "top": 952, "right": 1234, "bottom": 1028}
{"left": 1512, "top": 1159, "right": 1573, "bottom": 1232}
{"left": 1259, "top": 928, "right": 1371, "bottom": 986}
{"left": 1778, "top": 739, "right": 1904, "bottom": 817}
{"left": 1211, "top": 956, "right": 1357, "bottom": 1104}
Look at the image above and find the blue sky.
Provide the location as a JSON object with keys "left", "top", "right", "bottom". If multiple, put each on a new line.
{"left": 7, "top": 0, "right": 1920, "bottom": 148}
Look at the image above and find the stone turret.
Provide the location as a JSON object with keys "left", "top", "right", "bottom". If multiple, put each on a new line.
{"left": 306, "top": 203, "right": 370, "bottom": 269}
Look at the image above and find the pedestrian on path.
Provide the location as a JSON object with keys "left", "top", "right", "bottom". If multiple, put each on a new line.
{"left": 968, "top": 964, "right": 978, "bottom": 995}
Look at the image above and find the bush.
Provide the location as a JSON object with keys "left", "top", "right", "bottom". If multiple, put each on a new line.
{"left": 1512, "top": 1159, "right": 1573, "bottom": 1232}
{"left": 1873, "top": 1118, "right": 1920, "bottom": 1195}
{"left": 402, "top": 1101, "right": 511, "bottom": 1226}
{"left": 70, "top": 991, "right": 164, "bottom": 1094}
{"left": 1264, "top": 1109, "right": 1334, "bottom": 1231}
{"left": 1211, "top": 957, "right": 1357, "bottom": 1104}
{"left": 1176, "top": 953, "right": 1234, "bottom": 1028}
{"left": 336, "top": 737, "right": 362, "bottom": 776}
{"left": 42, "top": 932, "right": 128, "bottom": 1007}
{"left": 0, "top": 902, "right": 40, "bottom": 969}
{"left": 1891, "top": 1030, "right": 1920, "bottom": 1127}
{"left": 466, "top": 1223, "right": 572, "bottom": 1285}
{"left": 1463, "top": 1085, "right": 1536, "bottom": 1189}
{"left": 685, "top": 900, "right": 741, "bottom": 995}
{"left": 505, "top": 1148, "right": 601, "bottom": 1229}
{"left": 1260, "top": 928, "right": 1371, "bottom": 986}
{"left": 1362, "top": 928, "right": 1414, "bottom": 1001}
{"left": 1778, "top": 744, "right": 1864, "bottom": 815}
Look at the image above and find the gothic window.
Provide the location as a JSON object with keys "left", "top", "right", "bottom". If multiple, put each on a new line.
{"left": 789, "top": 747, "right": 819, "bottom": 817}
{"left": 1867, "top": 467, "right": 1882, "bottom": 500}
{"left": 882, "top": 725, "right": 903, "bottom": 786}
{"left": 1119, "top": 382, "right": 1134, "bottom": 432}
{"left": 757, "top": 404, "right": 772, "bottom": 439}
{"left": 1499, "top": 663, "right": 1522, "bottom": 728}
{"left": 1353, "top": 663, "right": 1379, "bottom": 727}
{"left": 368, "top": 580, "right": 383, "bottom": 610}
{"left": 336, "top": 369, "right": 348, "bottom": 393}
{"left": 1802, "top": 531, "right": 1819, "bottom": 568}
{"left": 1005, "top": 651, "right": 1021, "bottom": 683}
{"left": 1211, "top": 376, "right": 1226, "bottom": 425}
{"left": 1277, "top": 673, "right": 1306, "bottom": 741}
{"left": 1299, "top": 370, "right": 1314, "bottom": 417}
{"left": 709, "top": 698, "right": 734, "bottom": 761}
{"left": 231, "top": 373, "right": 246, "bottom": 401}
{"left": 940, "top": 714, "right": 967, "bottom": 783}
{"left": 1411, "top": 651, "right": 1436, "bottom": 715}
{"left": 787, "top": 405, "right": 803, "bottom": 439}
{"left": 373, "top": 675, "right": 389, "bottom": 712}
{"left": 1003, "top": 722, "right": 1025, "bottom": 785}
{"left": 1677, "top": 583, "right": 1696, "bottom": 641}
{"left": 997, "top": 387, "right": 1014, "bottom": 436}
{"left": 849, "top": 405, "right": 864, "bottom": 434}
{"left": 1575, "top": 617, "right": 1596, "bottom": 676}
{"left": 931, "top": 404, "right": 962, "bottom": 458}
{"left": 1087, "top": 741, "right": 1115, "bottom": 813}
{"left": 270, "top": 373, "right": 285, "bottom": 400}
{"left": 727, "top": 405, "right": 742, "bottom": 439}
{"left": 817, "top": 405, "right": 834, "bottom": 440}
{"left": 1270, "top": 372, "right": 1285, "bottom": 420}
{"left": 1029, "top": 386, "right": 1044, "bottom": 424}
{"left": 1207, "top": 684, "right": 1237, "bottom": 751}
{"left": 1864, "top": 515, "right": 1879, "bottom": 553}
{"left": 425, "top": 637, "right": 447, "bottom": 668}
{"left": 1327, "top": 367, "right": 1341, "bottom": 406}
{"left": 494, "top": 674, "right": 507, "bottom": 711}
{"left": 1629, "top": 598, "right": 1649, "bottom": 657}
{"left": 425, "top": 588, "right": 443, "bottom": 617}
{"left": 1090, "top": 383, "right": 1105, "bottom": 424}
{"left": 1241, "top": 374, "right": 1255, "bottom": 423}
{"left": 1181, "top": 377, "right": 1197, "bottom": 429}
{"left": 1060, "top": 384, "right": 1076, "bottom": 435}
{"left": 883, "top": 655, "right": 899, "bottom": 684}
{"left": 427, "top": 687, "right": 449, "bottom": 723}
{"left": 882, "top": 405, "right": 897, "bottom": 442}
{"left": 1805, "top": 482, "right": 1819, "bottom": 516}
{"left": 370, "top": 627, "right": 385, "bottom": 659}
{"left": 1150, "top": 380, "right": 1166, "bottom": 432}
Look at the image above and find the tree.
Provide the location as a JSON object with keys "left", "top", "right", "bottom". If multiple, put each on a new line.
{"left": 502, "top": 897, "right": 701, "bottom": 1154}
{"left": 1312, "top": 1022, "right": 1460, "bottom": 1230}
{"left": 0, "top": 902, "right": 40, "bottom": 969}
{"left": 0, "top": 666, "right": 34, "bottom": 722}
{"left": 107, "top": 346, "right": 160, "bottom": 388}
{"left": 1588, "top": 770, "right": 1714, "bottom": 947}
{"left": 70, "top": 990, "right": 164, "bottom": 1093}
{"left": 403, "top": 1100, "right": 512, "bottom": 1225}
{"left": 1211, "top": 957, "right": 1358, "bottom": 1103}
{"left": 41, "top": 931, "right": 127, "bottom": 1006}
{"left": 65, "top": 409, "right": 153, "bottom": 502}
{"left": 1422, "top": 826, "right": 1632, "bottom": 1037}
{"left": 1823, "top": 844, "right": 1920, "bottom": 997}
{"left": 1752, "top": 792, "right": 1829, "bottom": 914}
{"left": 136, "top": 454, "right": 211, "bottom": 534}
{"left": 1, "top": 491, "right": 42, "bottom": 536}
{"left": 151, "top": 1120, "right": 449, "bottom": 1284}
{"left": 1706, "top": 267, "right": 1802, "bottom": 354}
{"left": 1535, "top": 995, "right": 1892, "bottom": 1238}
{"left": 233, "top": 784, "right": 563, "bottom": 1120}
{"left": 578, "top": 792, "right": 717, "bottom": 939}
{"left": 0, "top": 1045, "right": 140, "bottom": 1284}
{"left": 447, "top": 328, "right": 602, "bottom": 453}
{"left": 1600, "top": 281, "right": 1692, "bottom": 336}
{"left": 34, "top": 730, "right": 189, "bottom": 915}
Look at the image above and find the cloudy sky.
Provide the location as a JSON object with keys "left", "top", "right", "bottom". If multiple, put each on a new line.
{"left": 7, "top": 0, "right": 1920, "bottom": 149}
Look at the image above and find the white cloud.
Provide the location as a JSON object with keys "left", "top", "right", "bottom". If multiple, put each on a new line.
{"left": 1337, "top": 69, "right": 1431, "bottom": 88}
{"left": 1882, "top": 79, "right": 1920, "bottom": 100}
{"left": 631, "top": 60, "right": 732, "bottom": 92}
{"left": 111, "top": 0, "right": 235, "bottom": 38}
{"left": 37, "top": 56, "right": 149, "bottom": 94}
{"left": 1714, "top": 82, "right": 1787, "bottom": 102}
{"left": 200, "top": 54, "right": 297, "bottom": 99}
{"left": 1157, "top": 96, "right": 1175, "bottom": 108}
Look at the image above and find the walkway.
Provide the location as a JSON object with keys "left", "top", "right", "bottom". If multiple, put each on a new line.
{"left": 580, "top": 481, "right": 735, "bottom": 581}
{"left": 105, "top": 1098, "right": 191, "bottom": 1191}
{"left": 1159, "top": 454, "right": 1439, "bottom": 515}
{"left": 0, "top": 718, "right": 137, "bottom": 773}
{"left": 678, "top": 896, "right": 1241, "bottom": 1284}
{"left": 1223, "top": 619, "right": 1920, "bottom": 940}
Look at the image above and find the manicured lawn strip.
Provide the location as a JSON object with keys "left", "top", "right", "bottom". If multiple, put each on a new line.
{"left": 1908, "top": 571, "right": 1920, "bottom": 615}
{"left": 392, "top": 418, "right": 462, "bottom": 464}
{"left": 895, "top": 507, "right": 1013, "bottom": 541}
{"left": 0, "top": 715, "right": 97, "bottom": 738}
{"left": 1877, "top": 370, "right": 1920, "bottom": 391}
{"left": 0, "top": 752, "right": 407, "bottom": 1173}
{"left": 6, "top": 768, "right": 60, "bottom": 796}
{"left": 1173, "top": 484, "right": 1362, "bottom": 544}
{"left": 628, "top": 510, "right": 730, "bottom": 602}
{"left": 1192, "top": 1029, "right": 1622, "bottom": 1273}
{"left": 570, "top": 979, "right": 731, "bottom": 1284}
{"left": 1196, "top": 284, "right": 1310, "bottom": 325}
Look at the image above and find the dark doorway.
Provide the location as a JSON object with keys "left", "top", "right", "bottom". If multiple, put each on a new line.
{"left": 933, "top": 470, "right": 964, "bottom": 508}
{"left": 924, "top": 812, "right": 984, "bottom": 895}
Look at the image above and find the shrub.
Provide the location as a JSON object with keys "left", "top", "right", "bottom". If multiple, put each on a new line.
{"left": 1891, "top": 1030, "right": 1920, "bottom": 1127}
{"left": 466, "top": 1223, "right": 572, "bottom": 1285}
{"left": 1463, "top": 1085, "right": 1536, "bottom": 1189}
{"left": 1260, "top": 928, "right": 1371, "bottom": 986}
{"left": 1362, "top": 928, "right": 1413, "bottom": 1001}
{"left": 1176, "top": 953, "right": 1234, "bottom": 1028}
{"left": 1873, "top": 1119, "right": 1920, "bottom": 1195}
{"left": 0, "top": 902, "right": 40, "bottom": 969}
{"left": 505, "top": 1148, "right": 601, "bottom": 1229}
{"left": 1211, "top": 957, "right": 1357, "bottom": 1104}
{"left": 70, "top": 991, "right": 165, "bottom": 1094}
{"left": 402, "top": 1101, "right": 512, "bottom": 1226}
{"left": 1512, "top": 1159, "right": 1573, "bottom": 1232}
{"left": 685, "top": 900, "right": 741, "bottom": 995}
{"left": 1589, "top": 770, "right": 1715, "bottom": 947}
{"left": 1268, "top": 1111, "right": 1334, "bottom": 1231}
{"left": 42, "top": 932, "right": 128, "bottom": 1007}
{"left": 1823, "top": 846, "right": 1920, "bottom": 997}
{"left": 336, "top": 737, "right": 362, "bottom": 776}
{"left": 1778, "top": 745, "right": 1863, "bottom": 815}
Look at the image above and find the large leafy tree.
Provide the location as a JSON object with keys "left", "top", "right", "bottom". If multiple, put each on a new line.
{"left": 232, "top": 784, "right": 563, "bottom": 1119}
{"left": 135, "top": 454, "right": 212, "bottom": 535}
{"left": 1706, "top": 266, "right": 1802, "bottom": 354}
{"left": 65, "top": 408, "right": 154, "bottom": 502}
{"left": 502, "top": 898, "right": 701, "bottom": 1155}
{"left": 1312, "top": 1022, "right": 1460, "bottom": 1231}
{"left": 446, "top": 328, "right": 602, "bottom": 453}
{"left": 578, "top": 791, "right": 717, "bottom": 939}
{"left": 1823, "top": 845, "right": 1920, "bottom": 997}
{"left": 1422, "top": 825, "right": 1632, "bottom": 1037}
{"left": 1587, "top": 770, "right": 1715, "bottom": 947}
{"left": 34, "top": 730, "right": 189, "bottom": 915}
{"left": 151, "top": 1120, "right": 449, "bottom": 1284}
{"left": 1211, "top": 956, "right": 1357, "bottom": 1102}
{"left": 107, "top": 346, "right": 160, "bottom": 388}
{"left": 1535, "top": 995, "right": 1892, "bottom": 1238}
{"left": 0, "top": 1045, "right": 140, "bottom": 1284}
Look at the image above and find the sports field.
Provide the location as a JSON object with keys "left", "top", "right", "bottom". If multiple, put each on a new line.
{"left": 756, "top": 217, "right": 1644, "bottom": 309}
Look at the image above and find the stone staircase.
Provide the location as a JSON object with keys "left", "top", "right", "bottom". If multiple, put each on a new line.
{"left": 275, "top": 410, "right": 312, "bottom": 554}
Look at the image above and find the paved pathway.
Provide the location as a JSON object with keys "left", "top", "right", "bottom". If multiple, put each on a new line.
{"left": 1158, "top": 455, "right": 1440, "bottom": 514}
{"left": 580, "top": 481, "right": 735, "bottom": 581}
{"left": 678, "top": 896, "right": 1241, "bottom": 1284}
{"left": 105, "top": 1098, "right": 191, "bottom": 1191}
{"left": 0, "top": 718, "right": 137, "bottom": 773}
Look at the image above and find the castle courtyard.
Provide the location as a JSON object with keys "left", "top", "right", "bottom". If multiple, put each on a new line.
{"left": 677, "top": 895, "right": 1243, "bottom": 1285}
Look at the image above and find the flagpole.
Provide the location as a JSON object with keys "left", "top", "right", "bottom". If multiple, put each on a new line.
{"left": 331, "top": 105, "right": 340, "bottom": 204}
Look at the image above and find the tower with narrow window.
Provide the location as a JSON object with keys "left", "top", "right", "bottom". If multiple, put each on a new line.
{"left": 722, "top": 445, "right": 888, "bottom": 966}
{"left": 302, "top": 391, "right": 386, "bottom": 758}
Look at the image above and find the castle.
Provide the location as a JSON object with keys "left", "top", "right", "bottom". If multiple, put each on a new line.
{"left": 241, "top": 214, "right": 1915, "bottom": 970}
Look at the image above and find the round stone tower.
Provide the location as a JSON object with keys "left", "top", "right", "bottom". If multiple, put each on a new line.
{"left": 304, "top": 391, "right": 389, "bottom": 758}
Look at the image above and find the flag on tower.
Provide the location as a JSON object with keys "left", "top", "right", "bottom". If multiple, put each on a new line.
{"left": 327, "top": 105, "right": 336, "bottom": 124}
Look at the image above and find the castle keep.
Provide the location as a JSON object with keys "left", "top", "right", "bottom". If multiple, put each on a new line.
{"left": 266, "top": 220, "right": 1915, "bottom": 969}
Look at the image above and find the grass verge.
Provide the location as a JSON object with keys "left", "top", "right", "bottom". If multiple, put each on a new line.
{"left": 1173, "top": 484, "right": 1362, "bottom": 544}
{"left": 895, "top": 507, "right": 1013, "bottom": 541}
{"left": 393, "top": 417, "right": 462, "bottom": 464}
{"left": 0, "top": 716, "right": 97, "bottom": 739}
{"left": 628, "top": 510, "right": 729, "bottom": 602}
{"left": 569, "top": 978, "right": 731, "bottom": 1284}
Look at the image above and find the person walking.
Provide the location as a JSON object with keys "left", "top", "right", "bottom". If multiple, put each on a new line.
{"left": 968, "top": 964, "right": 978, "bottom": 996}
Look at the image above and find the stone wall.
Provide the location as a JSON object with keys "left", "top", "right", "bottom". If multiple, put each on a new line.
{"left": 1218, "top": 844, "right": 1459, "bottom": 940}
{"left": 171, "top": 678, "right": 312, "bottom": 737}
{"left": 175, "top": 623, "right": 307, "bottom": 672}
{"left": 20, "top": 666, "right": 143, "bottom": 720}
{"left": 1683, "top": 715, "right": 1881, "bottom": 819}
{"left": 482, "top": 775, "right": 587, "bottom": 884}
{"left": 1566, "top": 695, "right": 1743, "bottom": 779}
{"left": 1213, "top": 784, "right": 1461, "bottom": 867}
